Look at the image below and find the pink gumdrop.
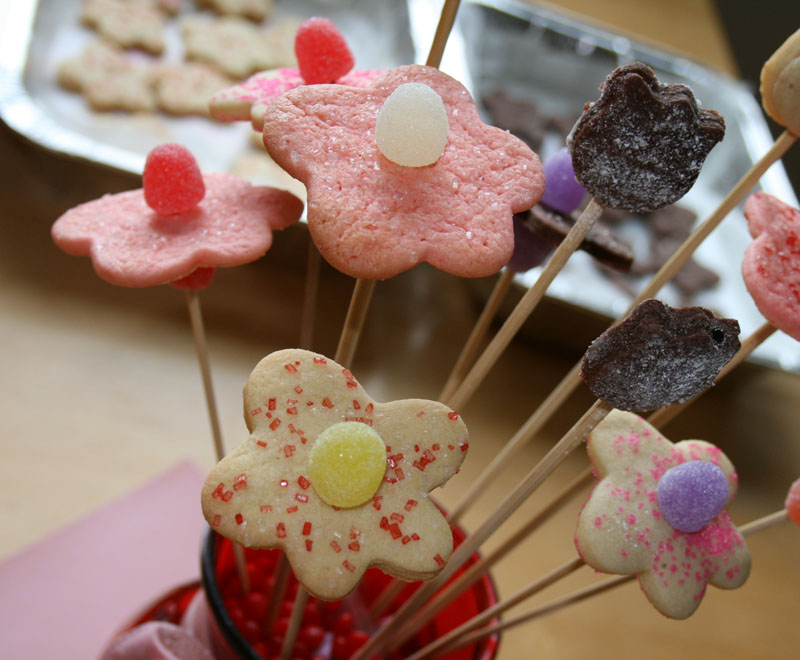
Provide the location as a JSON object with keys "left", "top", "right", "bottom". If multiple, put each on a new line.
{"left": 170, "top": 267, "right": 217, "bottom": 290}
{"left": 143, "top": 144, "right": 206, "bottom": 215}
{"left": 786, "top": 478, "right": 800, "bottom": 527}
{"left": 294, "top": 17, "right": 354, "bottom": 85}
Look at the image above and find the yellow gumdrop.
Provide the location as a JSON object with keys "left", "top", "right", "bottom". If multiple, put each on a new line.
{"left": 308, "top": 422, "right": 386, "bottom": 508}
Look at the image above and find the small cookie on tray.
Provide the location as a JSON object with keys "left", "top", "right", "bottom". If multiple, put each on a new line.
{"left": 81, "top": 0, "right": 167, "bottom": 55}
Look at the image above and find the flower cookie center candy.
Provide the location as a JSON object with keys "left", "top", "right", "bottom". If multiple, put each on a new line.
{"left": 142, "top": 143, "right": 206, "bottom": 215}
{"left": 308, "top": 421, "right": 387, "bottom": 508}
{"left": 375, "top": 82, "right": 449, "bottom": 167}
{"left": 657, "top": 461, "right": 729, "bottom": 533}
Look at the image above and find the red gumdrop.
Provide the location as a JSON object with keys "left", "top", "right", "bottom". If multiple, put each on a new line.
{"left": 142, "top": 143, "right": 206, "bottom": 215}
{"left": 294, "top": 17, "right": 355, "bottom": 84}
{"left": 170, "top": 266, "right": 216, "bottom": 290}
{"left": 787, "top": 477, "right": 800, "bottom": 527}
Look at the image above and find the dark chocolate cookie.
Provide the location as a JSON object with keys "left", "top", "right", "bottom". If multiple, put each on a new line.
{"left": 567, "top": 63, "right": 725, "bottom": 213}
{"left": 580, "top": 299, "right": 740, "bottom": 412}
{"left": 522, "top": 204, "right": 634, "bottom": 271}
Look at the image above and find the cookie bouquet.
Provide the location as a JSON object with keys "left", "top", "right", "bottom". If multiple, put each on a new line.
{"left": 49, "top": 5, "right": 800, "bottom": 660}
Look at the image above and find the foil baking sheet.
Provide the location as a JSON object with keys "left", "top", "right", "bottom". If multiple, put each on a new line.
{"left": 1, "top": 0, "right": 798, "bottom": 371}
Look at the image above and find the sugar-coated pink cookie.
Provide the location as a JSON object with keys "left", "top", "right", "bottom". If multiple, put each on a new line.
{"left": 201, "top": 348, "right": 468, "bottom": 600}
{"left": 52, "top": 173, "right": 303, "bottom": 287}
{"left": 742, "top": 192, "right": 800, "bottom": 341}
{"left": 209, "top": 67, "right": 382, "bottom": 131}
{"left": 575, "top": 410, "right": 750, "bottom": 619}
{"left": 262, "top": 64, "right": 544, "bottom": 280}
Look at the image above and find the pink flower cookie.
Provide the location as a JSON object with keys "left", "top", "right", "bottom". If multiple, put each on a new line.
{"left": 52, "top": 146, "right": 303, "bottom": 288}
{"left": 201, "top": 348, "right": 469, "bottom": 600}
{"left": 262, "top": 64, "right": 544, "bottom": 280}
{"left": 742, "top": 192, "right": 800, "bottom": 342}
{"left": 575, "top": 410, "right": 750, "bottom": 619}
{"left": 209, "top": 68, "right": 382, "bottom": 131}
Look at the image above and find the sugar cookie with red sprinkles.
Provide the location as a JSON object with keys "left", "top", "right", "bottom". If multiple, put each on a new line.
{"left": 262, "top": 64, "right": 544, "bottom": 280}
{"left": 51, "top": 143, "right": 303, "bottom": 289}
{"left": 201, "top": 348, "right": 468, "bottom": 601}
{"left": 575, "top": 409, "right": 750, "bottom": 619}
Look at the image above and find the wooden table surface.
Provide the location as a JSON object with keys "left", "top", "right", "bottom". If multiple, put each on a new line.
{"left": 1, "top": 1, "right": 798, "bottom": 659}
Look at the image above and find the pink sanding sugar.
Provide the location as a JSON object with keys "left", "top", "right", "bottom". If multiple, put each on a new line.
{"left": 742, "top": 192, "right": 800, "bottom": 342}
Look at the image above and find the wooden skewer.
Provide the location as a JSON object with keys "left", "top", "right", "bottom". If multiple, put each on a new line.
{"left": 299, "top": 237, "right": 322, "bottom": 350}
{"left": 447, "top": 130, "right": 797, "bottom": 519}
{"left": 186, "top": 290, "right": 251, "bottom": 593}
{"left": 446, "top": 199, "right": 604, "bottom": 410}
{"left": 390, "top": 468, "right": 593, "bottom": 644}
{"left": 439, "top": 269, "right": 515, "bottom": 402}
{"left": 335, "top": 278, "right": 376, "bottom": 367}
{"left": 280, "top": 586, "right": 309, "bottom": 660}
{"left": 350, "top": 399, "right": 613, "bottom": 660}
{"left": 263, "top": 553, "right": 291, "bottom": 637}
{"left": 425, "top": 0, "right": 462, "bottom": 68}
{"left": 402, "top": 557, "right": 585, "bottom": 660}
{"left": 413, "top": 508, "right": 791, "bottom": 659}
{"left": 186, "top": 290, "right": 225, "bottom": 463}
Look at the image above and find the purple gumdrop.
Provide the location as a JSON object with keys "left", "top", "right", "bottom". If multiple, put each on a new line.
{"left": 540, "top": 147, "right": 587, "bottom": 215}
{"left": 506, "top": 214, "right": 553, "bottom": 272}
{"left": 657, "top": 461, "right": 729, "bottom": 533}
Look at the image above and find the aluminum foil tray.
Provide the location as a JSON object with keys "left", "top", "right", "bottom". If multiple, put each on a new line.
{"left": 1, "top": 0, "right": 797, "bottom": 370}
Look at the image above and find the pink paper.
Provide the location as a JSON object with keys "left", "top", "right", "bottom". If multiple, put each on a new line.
{"left": 0, "top": 461, "right": 207, "bottom": 660}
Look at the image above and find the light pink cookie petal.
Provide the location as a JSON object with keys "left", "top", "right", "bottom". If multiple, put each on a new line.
{"left": 742, "top": 192, "right": 800, "bottom": 341}
{"left": 575, "top": 410, "right": 750, "bottom": 619}
{"left": 52, "top": 173, "right": 303, "bottom": 287}
{"left": 210, "top": 68, "right": 302, "bottom": 122}
{"left": 264, "top": 65, "right": 544, "bottom": 280}
{"left": 100, "top": 621, "right": 215, "bottom": 660}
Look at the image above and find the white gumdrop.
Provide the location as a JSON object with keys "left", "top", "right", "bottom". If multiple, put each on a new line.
{"left": 375, "top": 82, "right": 449, "bottom": 167}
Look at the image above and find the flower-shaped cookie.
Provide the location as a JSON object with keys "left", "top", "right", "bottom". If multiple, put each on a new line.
{"left": 742, "top": 192, "right": 800, "bottom": 342}
{"left": 201, "top": 349, "right": 469, "bottom": 600}
{"left": 210, "top": 68, "right": 382, "bottom": 130}
{"left": 262, "top": 64, "right": 544, "bottom": 280}
{"left": 52, "top": 157, "right": 303, "bottom": 288}
{"left": 760, "top": 27, "right": 800, "bottom": 136}
{"left": 575, "top": 410, "right": 750, "bottom": 619}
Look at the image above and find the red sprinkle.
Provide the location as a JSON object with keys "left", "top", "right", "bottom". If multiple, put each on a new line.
{"left": 287, "top": 506, "right": 299, "bottom": 514}
{"left": 212, "top": 483, "right": 233, "bottom": 502}
{"left": 276, "top": 523, "right": 286, "bottom": 538}
{"left": 372, "top": 496, "right": 382, "bottom": 511}
{"left": 233, "top": 474, "right": 247, "bottom": 491}
{"left": 284, "top": 364, "right": 298, "bottom": 374}
{"left": 294, "top": 386, "right": 303, "bottom": 394}
{"left": 348, "top": 541, "right": 360, "bottom": 552}
{"left": 295, "top": 494, "right": 309, "bottom": 503}
{"left": 448, "top": 412, "right": 459, "bottom": 421}
{"left": 298, "top": 475, "right": 310, "bottom": 489}
{"left": 284, "top": 445, "right": 296, "bottom": 458}
{"left": 305, "top": 539, "right": 313, "bottom": 551}
{"left": 388, "top": 523, "right": 402, "bottom": 540}
{"left": 313, "top": 356, "right": 327, "bottom": 365}
{"left": 302, "top": 522, "right": 312, "bottom": 535}
{"left": 434, "top": 554, "right": 445, "bottom": 567}
{"left": 235, "top": 513, "right": 244, "bottom": 525}
{"left": 331, "top": 541, "right": 341, "bottom": 553}
{"left": 390, "top": 513, "right": 404, "bottom": 523}
{"left": 211, "top": 514, "right": 221, "bottom": 527}
{"left": 342, "top": 559, "right": 356, "bottom": 572}
{"left": 350, "top": 527, "right": 361, "bottom": 539}
{"left": 256, "top": 440, "right": 267, "bottom": 448}
{"left": 268, "top": 398, "right": 276, "bottom": 411}
{"left": 322, "top": 397, "right": 334, "bottom": 409}
{"left": 250, "top": 407, "right": 262, "bottom": 416}
{"left": 402, "top": 536, "right": 411, "bottom": 545}
{"left": 365, "top": 403, "right": 374, "bottom": 414}
{"left": 260, "top": 505, "right": 272, "bottom": 513}
{"left": 270, "top": 418, "right": 281, "bottom": 431}
{"left": 405, "top": 499, "right": 418, "bottom": 511}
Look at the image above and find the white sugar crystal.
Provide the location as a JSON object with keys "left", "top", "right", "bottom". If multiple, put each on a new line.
{"left": 375, "top": 83, "right": 449, "bottom": 167}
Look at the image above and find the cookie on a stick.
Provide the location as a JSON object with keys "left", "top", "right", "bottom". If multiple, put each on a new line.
{"left": 445, "top": 61, "right": 725, "bottom": 411}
